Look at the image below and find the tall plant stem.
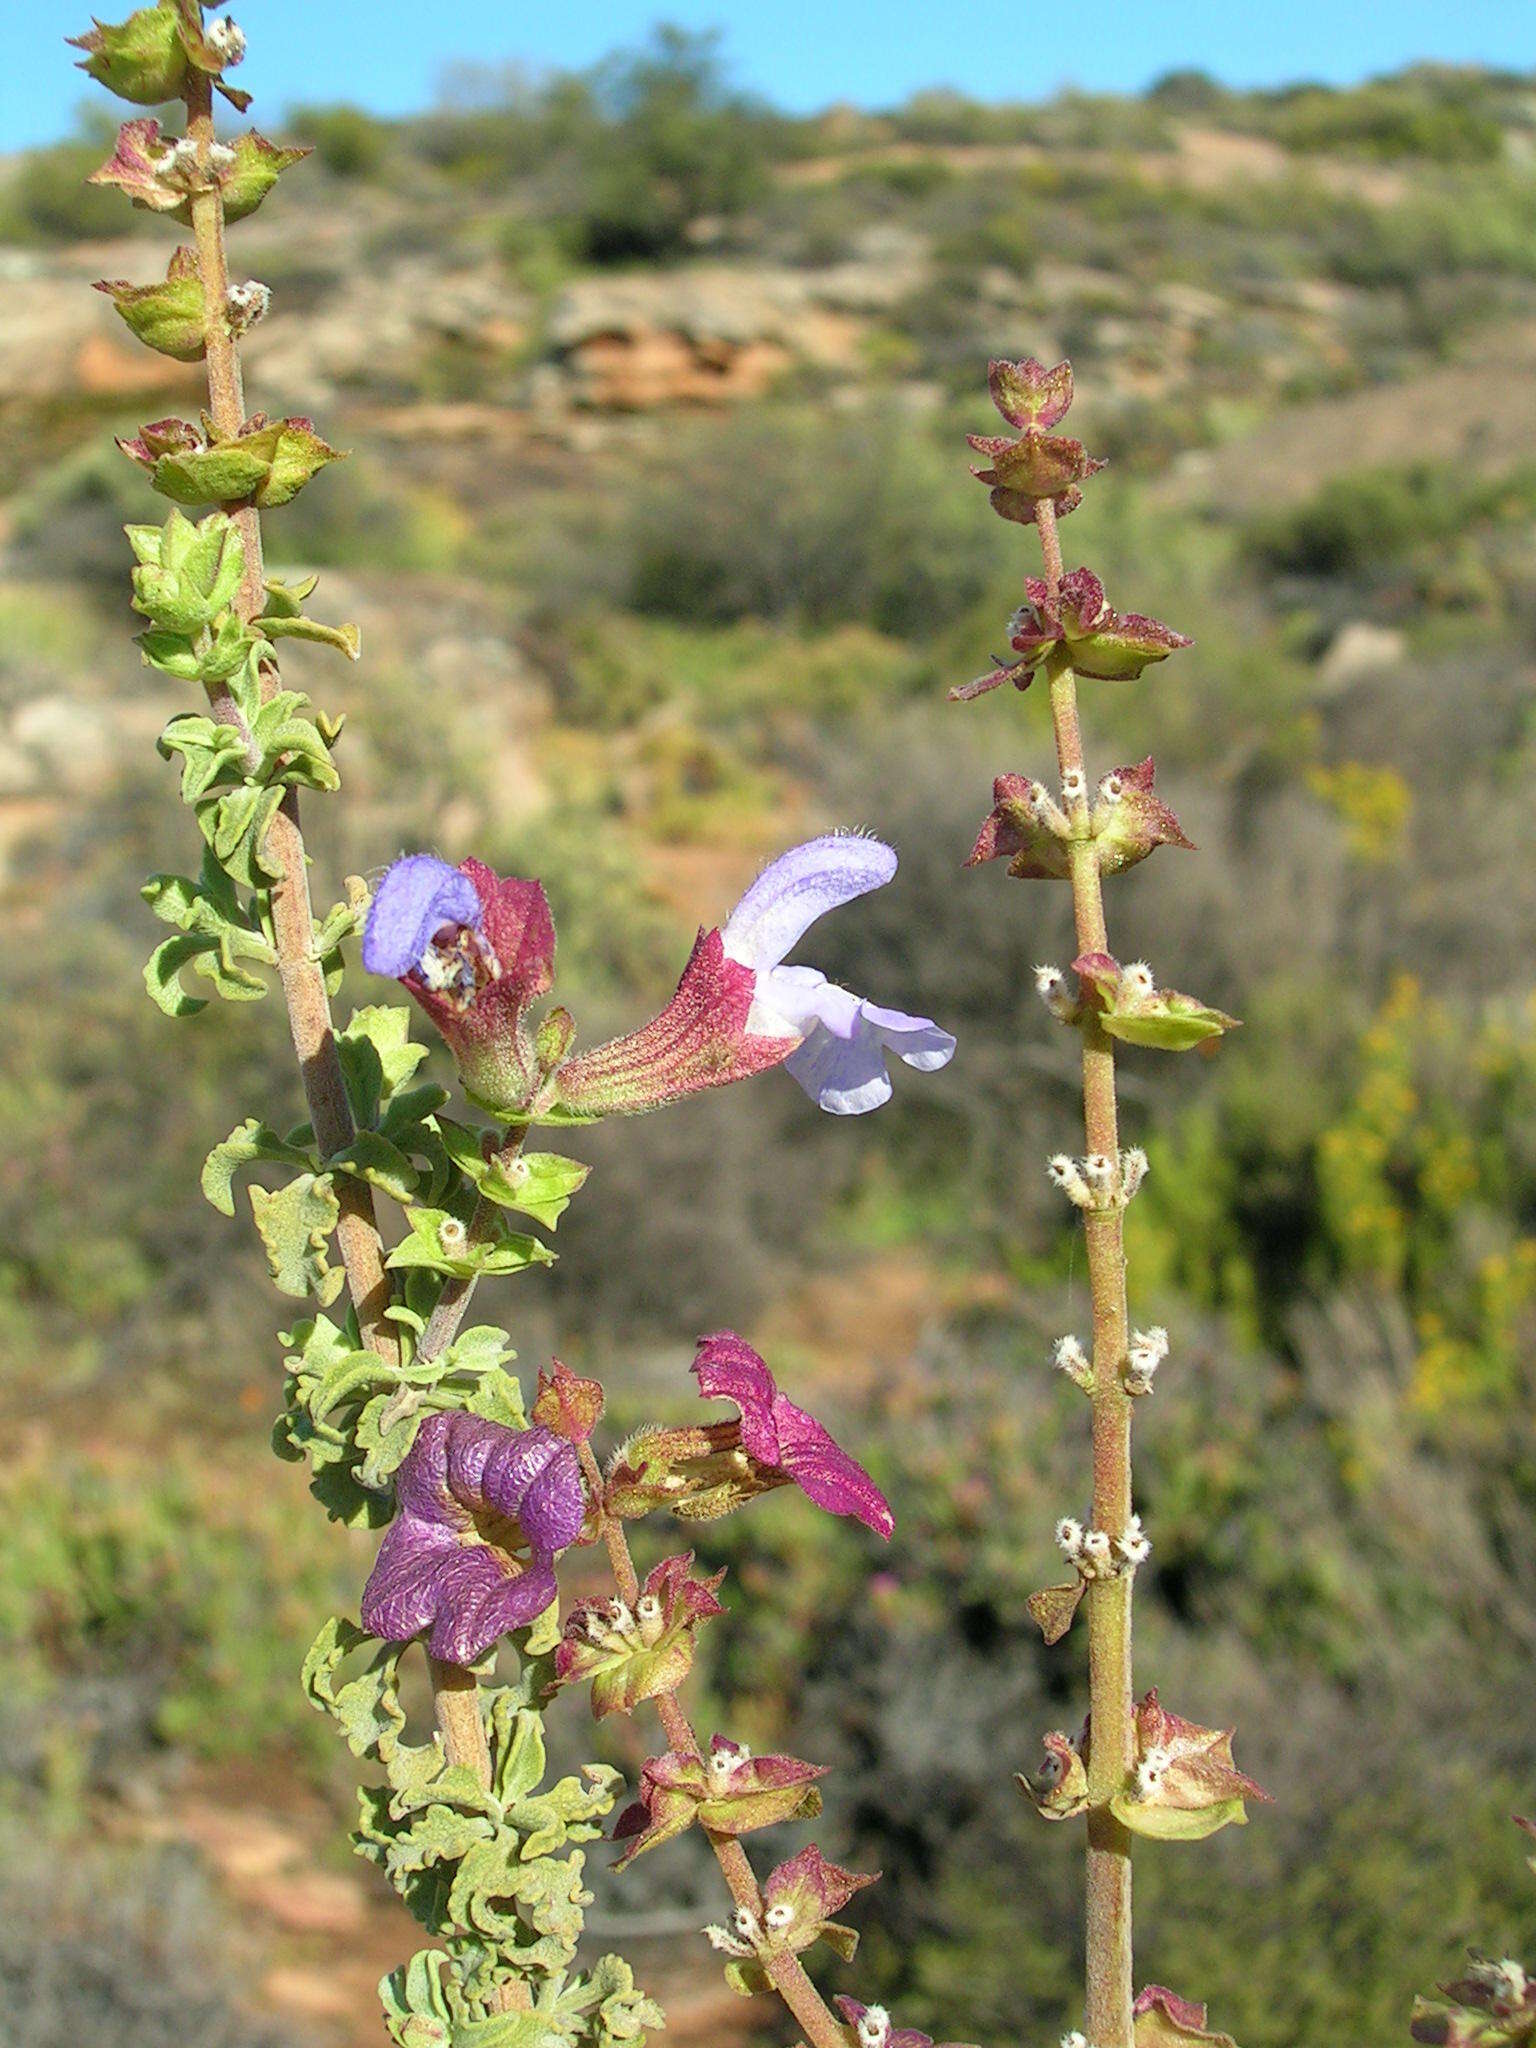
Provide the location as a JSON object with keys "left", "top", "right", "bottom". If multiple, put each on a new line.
{"left": 184, "top": 57, "right": 523, "bottom": 2006}
{"left": 1038, "top": 497, "right": 1136, "bottom": 2048}
{"left": 183, "top": 69, "right": 396, "bottom": 1371}
{"left": 576, "top": 1443, "right": 850, "bottom": 2048}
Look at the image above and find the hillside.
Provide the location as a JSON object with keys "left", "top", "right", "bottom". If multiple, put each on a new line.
{"left": 4, "top": 44, "right": 1536, "bottom": 2048}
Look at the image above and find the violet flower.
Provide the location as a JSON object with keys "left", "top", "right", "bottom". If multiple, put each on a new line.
{"left": 360, "top": 1411, "right": 584, "bottom": 1664}
{"left": 361, "top": 853, "right": 555, "bottom": 1116}
{"left": 554, "top": 833, "right": 952, "bottom": 1119}
{"left": 720, "top": 835, "right": 955, "bottom": 1116}
{"left": 692, "top": 1330, "right": 894, "bottom": 1538}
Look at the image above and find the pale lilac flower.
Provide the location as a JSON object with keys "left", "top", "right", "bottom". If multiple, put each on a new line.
{"left": 721, "top": 835, "right": 955, "bottom": 1115}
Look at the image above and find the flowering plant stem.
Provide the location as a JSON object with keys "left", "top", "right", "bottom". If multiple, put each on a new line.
{"left": 576, "top": 1440, "right": 851, "bottom": 2048}
{"left": 393, "top": 1187, "right": 852, "bottom": 2048}
{"left": 1039, "top": 496, "right": 1136, "bottom": 2048}
{"left": 181, "top": 67, "right": 525, "bottom": 2004}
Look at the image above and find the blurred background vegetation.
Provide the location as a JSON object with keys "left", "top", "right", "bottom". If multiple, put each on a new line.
{"left": 3, "top": 29, "right": 1536, "bottom": 2048}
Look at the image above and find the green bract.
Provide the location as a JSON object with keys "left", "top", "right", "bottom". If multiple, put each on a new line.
{"left": 122, "top": 410, "right": 345, "bottom": 508}
{"left": 69, "top": 1, "right": 190, "bottom": 104}
{"left": 96, "top": 245, "right": 205, "bottom": 359}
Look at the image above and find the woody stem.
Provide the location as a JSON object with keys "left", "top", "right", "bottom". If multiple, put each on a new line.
{"left": 184, "top": 41, "right": 530, "bottom": 2006}
{"left": 578, "top": 1444, "right": 850, "bottom": 2048}
{"left": 183, "top": 64, "right": 397, "bottom": 1369}
{"left": 1038, "top": 497, "right": 1135, "bottom": 2048}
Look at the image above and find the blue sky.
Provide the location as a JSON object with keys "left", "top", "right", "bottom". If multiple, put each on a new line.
{"left": 8, "top": 0, "right": 1533, "bottom": 152}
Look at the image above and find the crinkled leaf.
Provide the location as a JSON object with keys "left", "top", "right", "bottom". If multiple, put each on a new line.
{"left": 249, "top": 1171, "right": 342, "bottom": 1302}
{"left": 202, "top": 1114, "right": 315, "bottom": 1215}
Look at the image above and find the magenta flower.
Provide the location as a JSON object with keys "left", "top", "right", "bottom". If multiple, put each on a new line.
{"left": 362, "top": 854, "right": 555, "bottom": 1116}
{"left": 835, "top": 1996, "right": 977, "bottom": 2048}
{"left": 360, "top": 1412, "right": 584, "bottom": 1664}
{"left": 554, "top": 834, "right": 953, "bottom": 1119}
{"left": 692, "top": 1331, "right": 894, "bottom": 1538}
{"left": 952, "top": 568, "right": 1190, "bottom": 702}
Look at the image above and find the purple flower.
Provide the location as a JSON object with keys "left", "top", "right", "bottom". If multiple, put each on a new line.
{"left": 693, "top": 1331, "right": 894, "bottom": 1539}
{"left": 361, "top": 1412, "right": 584, "bottom": 1664}
{"left": 721, "top": 836, "right": 955, "bottom": 1116}
{"left": 361, "top": 854, "right": 555, "bottom": 1115}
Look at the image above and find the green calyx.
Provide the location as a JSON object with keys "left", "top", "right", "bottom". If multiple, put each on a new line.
{"left": 70, "top": 0, "right": 248, "bottom": 106}
{"left": 122, "top": 410, "right": 345, "bottom": 509}
{"left": 69, "top": 1, "right": 190, "bottom": 104}
{"left": 96, "top": 245, "right": 206, "bottom": 360}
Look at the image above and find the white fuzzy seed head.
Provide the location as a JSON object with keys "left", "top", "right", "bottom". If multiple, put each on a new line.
{"left": 1053, "top": 1333, "right": 1091, "bottom": 1387}
{"left": 1061, "top": 767, "right": 1087, "bottom": 804}
{"left": 857, "top": 2009, "right": 891, "bottom": 2048}
{"left": 1081, "top": 1529, "right": 1112, "bottom": 1570}
{"left": 765, "top": 1901, "right": 794, "bottom": 1931}
{"left": 1124, "top": 960, "right": 1156, "bottom": 998}
{"left": 206, "top": 15, "right": 246, "bottom": 64}
{"left": 1047, "top": 1155, "right": 1092, "bottom": 1207}
{"left": 1062, "top": 2033, "right": 1089, "bottom": 2048}
{"left": 1468, "top": 1960, "right": 1528, "bottom": 2005}
{"left": 732, "top": 1906, "right": 758, "bottom": 1940}
{"left": 1054, "top": 1516, "right": 1084, "bottom": 1559}
{"left": 437, "top": 1216, "right": 468, "bottom": 1253}
{"left": 226, "top": 280, "right": 271, "bottom": 332}
{"left": 1098, "top": 773, "right": 1124, "bottom": 805}
{"left": 1083, "top": 1152, "right": 1115, "bottom": 1192}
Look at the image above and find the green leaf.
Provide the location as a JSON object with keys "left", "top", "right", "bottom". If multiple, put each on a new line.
{"left": 260, "top": 573, "right": 362, "bottom": 659}
{"left": 138, "top": 611, "right": 262, "bottom": 684}
{"left": 142, "top": 856, "right": 275, "bottom": 1009}
{"left": 303, "top": 1617, "right": 405, "bottom": 1760}
{"left": 326, "top": 1129, "right": 421, "bottom": 1202}
{"left": 340, "top": 1006, "right": 433, "bottom": 1122}
{"left": 249, "top": 1171, "right": 343, "bottom": 1301}
{"left": 202, "top": 1115, "right": 316, "bottom": 1215}
{"left": 387, "top": 1207, "right": 556, "bottom": 1282}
